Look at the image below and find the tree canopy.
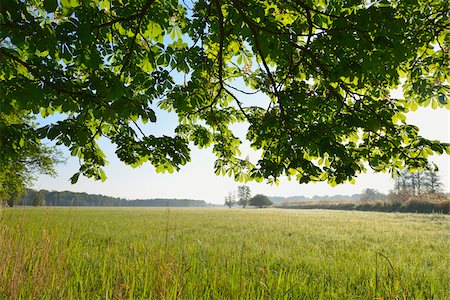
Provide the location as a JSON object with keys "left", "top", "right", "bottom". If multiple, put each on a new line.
{"left": 249, "top": 194, "right": 273, "bottom": 208}
{"left": 0, "top": 112, "right": 62, "bottom": 204}
{"left": 394, "top": 166, "right": 443, "bottom": 196}
{"left": 1, "top": 0, "right": 449, "bottom": 185}
{"left": 237, "top": 185, "right": 251, "bottom": 207}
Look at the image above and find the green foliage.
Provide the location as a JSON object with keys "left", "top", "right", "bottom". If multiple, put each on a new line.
{"left": 0, "top": 165, "right": 26, "bottom": 206}
{"left": 249, "top": 193, "right": 272, "bottom": 208}
{"left": 1, "top": 0, "right": 449, "bottom": 184}
{"left": 32, "top": 191, "right": 45, "bottom": 206}
{"left": 0, "top": 112, "right": 63, "bottom": 205}
{"left": 0, "top": 208, "right": 448, "bottom": 298}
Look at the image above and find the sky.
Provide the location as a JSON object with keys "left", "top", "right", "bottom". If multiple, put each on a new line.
{"left": 32, "top": 104, "right": 449, "bottom": 204}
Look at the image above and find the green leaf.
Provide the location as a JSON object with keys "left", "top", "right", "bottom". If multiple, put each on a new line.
{"left": 99, "top": 169, "right": 107, "bottom": 182}
{"left": 155, "top": 165, "right": 165, "bottom": 173}
{"left": 445, "top": 146, "right": 450, "bottom": 155}
{"left": 44, "top": 0, "right": 58, "bottom": 12}
{"left": 70, "top": 172, "right": 80, "bottom": 184}
{"left": 431, "top": 99, "right": 437, "bottom": 109}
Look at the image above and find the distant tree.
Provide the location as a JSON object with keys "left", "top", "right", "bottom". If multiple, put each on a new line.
{"left": 224, "top": 192, "right": 236, "bottom": 208}
{"left": 415, "top": 172, "right": 423, "bottom": 195}
{"left": 423, "top": 169, "right": 443, "bottom": 194}
{"left": 32, "top": 191, "right": 45, "bottom": 206}
{"left": 249, "top": 194, "right": 273, "bottom": 208}
{"left": 393, "top": 165, "right": 444, "bottom": 200}
{"left": 360, "top": 188, "right": 385, "bottom": 202}
{"left": 237, "top": 185, "right": 251, "bottom": 208}
{"left": 394, "top": 169, "right": 408, "bottom": 195}
{"left": 394, "top": 169, "right": 417, "bottom": 196}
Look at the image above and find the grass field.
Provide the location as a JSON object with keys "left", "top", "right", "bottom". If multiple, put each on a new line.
{"left": 0, "top": 207, "right": 448, "bottom": 299}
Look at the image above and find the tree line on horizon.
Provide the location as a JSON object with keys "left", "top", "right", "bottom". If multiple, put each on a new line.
{"left": 1, "top": 189, "right": 208, "bottom": 207}
{"left": 224, "top": 167, "right": 445, "bottom": 209}
{"left": 275, "top": 166, "right": 448, "bottom": 214}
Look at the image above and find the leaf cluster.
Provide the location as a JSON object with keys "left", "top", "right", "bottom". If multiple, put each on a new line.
{"left": 0, "top": 111, "right": 63, "bottom": 202}
{"left": 1, "top": 0, "right": 449, "bottom": 184}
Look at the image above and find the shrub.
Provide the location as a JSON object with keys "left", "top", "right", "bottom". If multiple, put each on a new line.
{"left": 249, "top": 194, "right": 273, "bottom": 208}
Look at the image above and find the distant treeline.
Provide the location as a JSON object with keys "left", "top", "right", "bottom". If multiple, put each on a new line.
{"left": 275, "top": 198, "right": 449, "bottom": 214}
{"left": 270, "top": 194, "right": 362, "bottom": 203}
{"left": 19, "top": 189, "right": 209, "bottom": 207}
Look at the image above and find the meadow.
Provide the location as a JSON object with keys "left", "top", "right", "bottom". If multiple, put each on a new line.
{"left": 0, "top": 207, "right": 448, "bottom": 299}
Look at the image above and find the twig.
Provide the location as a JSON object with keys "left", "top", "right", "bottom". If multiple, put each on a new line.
{"left": 94, "top": 0, "right": 155, "bottom": 29}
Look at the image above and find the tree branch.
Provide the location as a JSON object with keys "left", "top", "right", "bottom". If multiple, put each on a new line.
{"left": 119, "top": 0, "right": 156, "bottom": 74}
{"left": 224, "top": 88, "right": 250, "bottom": 121}
{"left": 214, "top": 0, "right": 225, "bottom": 91}
{"left": 232, "top": 0, "right": 278, "bottom": 95}
{"left": 94, "top": 0, "right": 156, "bottom": 29}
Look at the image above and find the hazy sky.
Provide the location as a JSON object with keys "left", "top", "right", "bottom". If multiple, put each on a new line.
{"left": 32, "top": 104, "right": 449, "bottom": 204}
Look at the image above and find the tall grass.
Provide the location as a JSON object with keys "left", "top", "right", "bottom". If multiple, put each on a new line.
{"left": 0, "top": 207, "right": 448, "bottom": 299}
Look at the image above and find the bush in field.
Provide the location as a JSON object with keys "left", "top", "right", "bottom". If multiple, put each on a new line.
{"left": 249, "top": 194, "right": 272, "bottom": 208}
